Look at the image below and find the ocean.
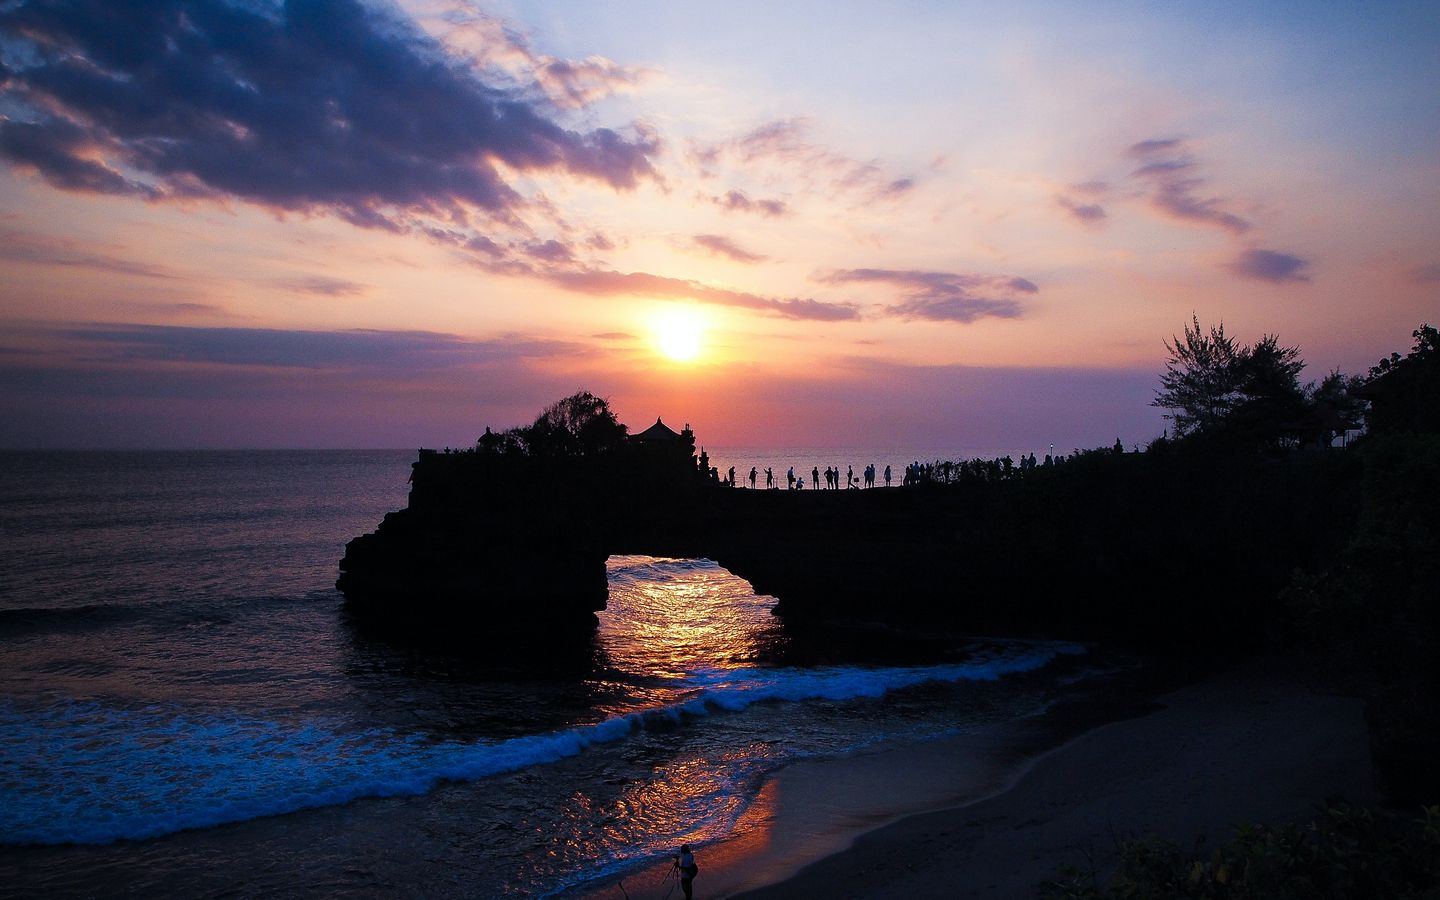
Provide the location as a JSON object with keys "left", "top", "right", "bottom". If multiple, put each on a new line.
{"left": 0, "top": 449, "right": 1105, "bottom": 897}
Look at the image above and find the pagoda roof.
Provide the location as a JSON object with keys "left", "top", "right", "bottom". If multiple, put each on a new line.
{"left": 632, "top": 417, "right": 684, "bottom": 441}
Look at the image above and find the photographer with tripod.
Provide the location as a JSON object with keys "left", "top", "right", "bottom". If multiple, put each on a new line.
{"left": 669, "top": 844, "right": 698, "bottom": 899}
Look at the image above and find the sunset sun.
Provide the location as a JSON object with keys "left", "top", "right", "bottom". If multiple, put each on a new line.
{"left": 654, "top": 308, "right": 705, "bottom": 362}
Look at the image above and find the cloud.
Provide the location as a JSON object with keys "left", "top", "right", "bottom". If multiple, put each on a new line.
{"left": 0, "top": 118, "right": 162, "bottom": 199}
{"left": 533, "top": 56, "right": 657, "bottom": 109}
{"left": 1055, "top": 195, "right": 1107, "bottom": 224}
{"left": 1127, "top": 138, "right": 1250, "bottom": 234}
{"left": 592, "top": 331, "right": 635, "bottom": 341}
{"left": 1127, "top": 139, "right": 1184, "bottom": 157}
{"left": 0, "top": 323, "right": 591, "bottom": 447}
{"left": 547, "top": 268, "right": 860, "bottom": 321}
{"left": 523, "top": 239, "right": 577, "bottom": 263}
{"left": 1408, "top": 262, "right": 1440, "bottom": 284}
{"left": 1228, "top": 249, "right": 1312, "bottom": 283}
{"left": 421, "top": 220, "right": 851, "bottom": 322}
{"left": 707, "top": 189, "right": 790, "bottom": 218}
{"left": 694, "top": 118, "right": 915, "bottom": 202}
{"left": 52, "top": 323, "right": 581, "bottom": 370}
{"left": 692, "top": 233, "right": 768, "bottom": 264}
{"left": 278, "top": 276, "right": 368, "bottom": 297}
{"left": 425, "top": 5, "right": 655, "bottom": 109}
{"left": 819, "top": 268, "right": 1036, "bottom": 323}
{"left": 0, "top": 226, "right": 178, "bottom": 278}
{"left": 0, "top": 0, "right": 659, "bottom": 229}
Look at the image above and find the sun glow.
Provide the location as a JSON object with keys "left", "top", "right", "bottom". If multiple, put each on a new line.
{"left": 653, "top": 308, "right": 705, "bottom": 362}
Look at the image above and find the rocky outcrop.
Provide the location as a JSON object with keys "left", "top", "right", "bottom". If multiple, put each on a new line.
{"left": 340, "top": 445, "right": 1362, "bottom": 646}
{"left": 337, "top": 446, "right": 705, "bottom": 635}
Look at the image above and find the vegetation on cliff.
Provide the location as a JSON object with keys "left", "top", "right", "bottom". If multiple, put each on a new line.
{"left": 475, "top": 390, "right": 630, "bottom": 457}
{"left": 1043, "top": 802, "right": 1440, "bottom": 900}
{"left": 1152, "top": 315, "right": 1366, "bottom": 452}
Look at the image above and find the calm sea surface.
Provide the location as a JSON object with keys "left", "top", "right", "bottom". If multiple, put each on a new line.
{"left": 0, "top": 449, "right": 1097, "bottom": 897}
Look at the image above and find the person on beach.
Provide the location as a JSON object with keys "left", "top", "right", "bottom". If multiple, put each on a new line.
{"left": 673, "top": 845, "right": 699, "bottom": 899}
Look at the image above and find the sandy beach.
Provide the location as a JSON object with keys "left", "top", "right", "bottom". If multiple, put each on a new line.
{"left": 697, "top": 656, "right": 1379, "bottom": 900}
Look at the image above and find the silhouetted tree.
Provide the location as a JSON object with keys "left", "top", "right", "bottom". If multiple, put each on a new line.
{"left": 1366, "top": 324, "right": 1440, "bottom": 435}
{"left": 1154, "top": 316, "right": 1310, "bottom": 450}
{"left": 475, "top": 391, "right": 628, "bottom": 456}
{"left": 1304, "top": 369, "right": 1368, "bottom": 443}
{"left": 1226, "top": 333, "right": 1308, "bottom": 448}
{"left": 522, "top": 390, "right": 628, "bottom": 456}
{"left": 1154, "top": 316, "right": 1242, "bottom": 437}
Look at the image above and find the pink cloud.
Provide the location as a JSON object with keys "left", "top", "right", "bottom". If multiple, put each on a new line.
{"left": 692, "top": 234, "right": 768, "bottom": 264}
{"left": 694, "top": 118, "right": 917, "bottom": 202}
{"left": 547, "top": 268, "right": 860, "bottom": 321}
{"left": 707, "top": 189, "right": 791, "bottom": 218}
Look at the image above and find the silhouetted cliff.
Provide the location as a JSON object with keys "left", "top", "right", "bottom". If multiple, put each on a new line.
{"left": 339, "top": 439, "right": 1362, "bottom": 649}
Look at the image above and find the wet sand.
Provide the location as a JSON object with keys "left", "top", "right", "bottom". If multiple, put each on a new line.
{"left": 722, "top": 656, "right": 1378, "bottom": 899}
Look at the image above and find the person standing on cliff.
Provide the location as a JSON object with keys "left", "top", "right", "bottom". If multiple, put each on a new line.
{"left": 812, "top": 465, "right": 820, "bottom": 492}
{"left": 765, "top": 467, "right": 774, "bottom": 489}
{"left": 749, "top": 466, "right": 757, "bottom": 489}
{"left": 673, "top": 845, "right": 699, "bottom": 899}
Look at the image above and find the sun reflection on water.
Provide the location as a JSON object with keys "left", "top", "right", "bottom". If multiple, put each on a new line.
{"left": 599, "top": 556, "right": 786, "bottom": 683}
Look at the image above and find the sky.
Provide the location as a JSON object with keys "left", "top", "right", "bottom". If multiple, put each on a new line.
{"left": 0, "top": 0, "right": 1436, "bottom": 450}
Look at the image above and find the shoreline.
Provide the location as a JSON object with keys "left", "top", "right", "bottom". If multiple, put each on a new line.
{"left": 569, "top": 657, "right": 1170, "bottom": 900}
{"left": 721, "top": 654, "right": 1379, "bottom": 899}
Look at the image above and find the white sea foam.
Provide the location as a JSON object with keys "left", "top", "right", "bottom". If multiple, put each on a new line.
{"left": 0, "top": 642, "right": 1083, "bottom": 846}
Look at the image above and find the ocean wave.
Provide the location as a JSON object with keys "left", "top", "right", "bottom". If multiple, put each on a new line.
{"left": 0, "top": 642, "right": 1083, "bottom": 846}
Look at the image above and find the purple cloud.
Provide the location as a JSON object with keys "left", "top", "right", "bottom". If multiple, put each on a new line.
{"left": 278, "top": 276, "right": 367, "bottom": 297}
{"left": 52, "top": 323, "right": 579, "bottom": 370}
{"left": 1056, "top": 195, "right": 1107, "bottom": 224}
{"left": 1228, "top": 249, "right": 1312, "bottom": 283}
{"left": 692, "top": 234, "right": 768, "bottom": 264}
{"left": 820, "top": 268, "right": 1036, "bottom": 323}
{"left": 0, "top": 323, "right": 590, "bottom": 447}
{"left": 523, "top": 239, "right": 577, "bottom": 264}
{"left": 1127, "top": 138, "right": 1250, "bottom": 234}
{"left": 0, "top": 226, "right": 178, "bottom": 278}
{"left": 0, "top": 0, "right": 659, "bottom": 228}
{"left": 533, "top": 56, "right": 656, "bottom": 109}
{"left": 1408, "top": 262, "right": 1440, "bottom": 284}
{"left": 708, "top": 189, "right": 790, "bottom": 218}
{"left": 1127, "top": 138, "right": 1185, "bottom": 157}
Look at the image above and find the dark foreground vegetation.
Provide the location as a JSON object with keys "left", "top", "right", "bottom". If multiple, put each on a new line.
{"left": 1042, "top": 802, "right": 1440, "bottom": 900}
{"left": 1030, "top": 323, "right": 1439, "bottom": 896}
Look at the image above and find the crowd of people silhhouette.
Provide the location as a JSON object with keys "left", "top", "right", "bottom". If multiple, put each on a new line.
{"left": 700, "top": 448, "right": 1123, "bottom": 492}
